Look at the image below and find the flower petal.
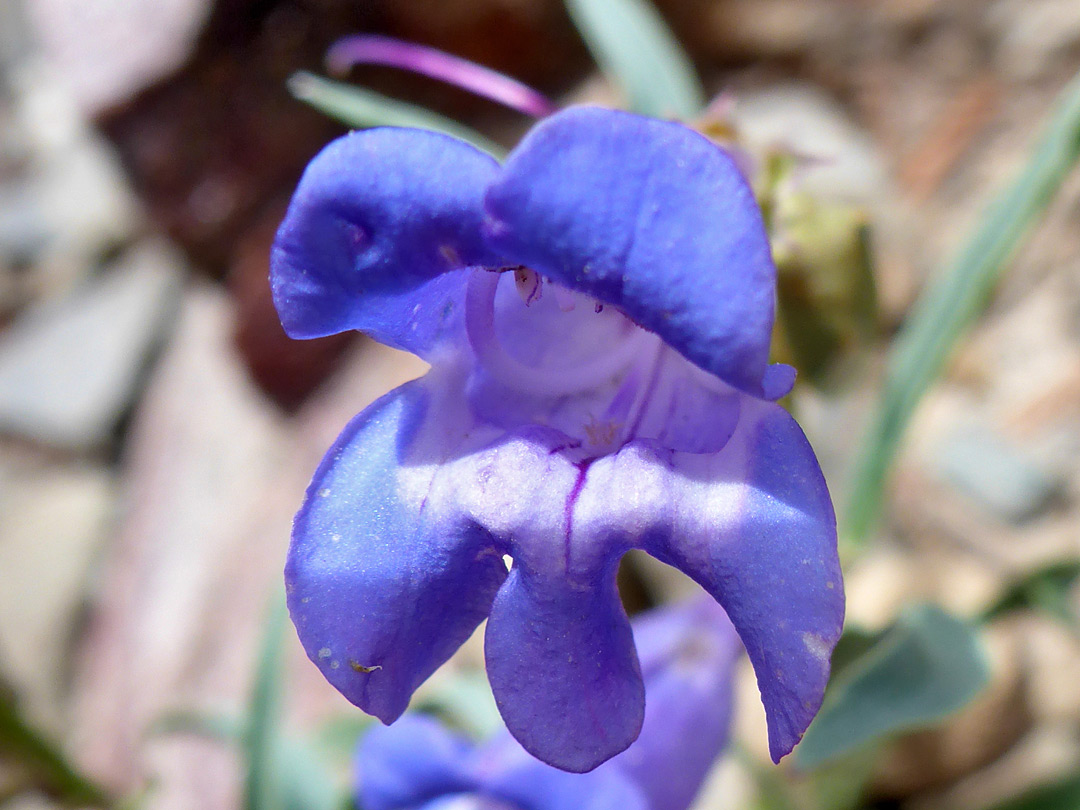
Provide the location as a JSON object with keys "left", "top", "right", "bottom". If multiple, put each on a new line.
{"left": 648, "top": 399, "right": 843, "bottom": 761}
{"left": 286, "top": 378, "right": 508, "bottom": 724}
{"left": 357, "top": 715, "right": 477, "bottom": 810}
{"left": 483, "top": 106, "right": 776, "bottom": 396}
{"left": 611, "top": 598, "right": 740, "bottom": 810}
{"left": 271, "top": 127, "right": 503, "bottom": 355}
{"left": 484, "top": 564, "right": 644, "bottom": 773}
{"left": 575, "top": 398, "right": 842, "bottom": 763}
{"left": 446, "top": 431, "right": 645, "bottom": 773}
{"left": 486, "top": 751, "right": 649, "bottom": 810}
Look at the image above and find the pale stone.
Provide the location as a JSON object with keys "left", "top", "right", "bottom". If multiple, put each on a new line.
{"left": 732, "top": 84, "right": 889, "bottom": 203}
{"left": 0, "top": 240, "right": 183, "bottom": 449}
{"left": 25, "top": 0, "right": 212, "bottom": 115}
{"left": 0, "top": 451, "right": 116, "bottom": 732}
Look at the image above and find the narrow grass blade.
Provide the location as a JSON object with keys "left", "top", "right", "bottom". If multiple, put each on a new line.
{"left": 288, "top": 71, "right": 507, "bottom": 160}
{"left": 565, "top": 0, "right": 705, "bottom": 120}
{"left": 244, "top": 591, "right": 290, "bottom": 810}
{"left": 844, "top": 71, "right": 1080, "bottom": 545}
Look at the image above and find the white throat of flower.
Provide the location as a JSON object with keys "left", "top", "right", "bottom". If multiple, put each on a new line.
{"left": 464, "top": 268, "right": 653, "bottom": 397}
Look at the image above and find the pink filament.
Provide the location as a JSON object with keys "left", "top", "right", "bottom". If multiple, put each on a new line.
{"left": 327, "top": 35, "right": 557, "bottom": 118}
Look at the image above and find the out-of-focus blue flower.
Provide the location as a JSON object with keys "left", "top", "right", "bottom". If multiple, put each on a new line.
{"left": 357, "top": 598, "right": 741, "bottom": 810}
{"left": 271, "top": 106, "right": 844, "bottom": 772}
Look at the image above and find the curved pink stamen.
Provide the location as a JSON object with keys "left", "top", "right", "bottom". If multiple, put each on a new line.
{"left": 327, "top": 35, "right": 557, "bottom": 119}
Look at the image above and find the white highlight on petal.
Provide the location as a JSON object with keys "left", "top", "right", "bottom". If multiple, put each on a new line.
{"left": 802, "top": 631, "right": 831, "bottom": 663}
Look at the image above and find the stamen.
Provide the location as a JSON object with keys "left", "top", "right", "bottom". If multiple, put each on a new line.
{"left": 552, "top": 286, "right": 577, "bottom": 312}
{"left": 513, "top": 267, "right": 542, "bottom": 305}
{"left": 464, "top": 270, "right": 650, "bottom": 397}
{"left": 684, "top": 356, "right": 752, "bottom": 398}
{"left": 622, "top": 340, "right": 668, "bottom": 440}
{"left": 327, "top": 35, "right": 557, "bottom": 119}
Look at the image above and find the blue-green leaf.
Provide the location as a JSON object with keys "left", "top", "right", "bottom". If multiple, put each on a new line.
{"left": 288, "top": 71, "right": 507, "bottom": 160}
{"left": 565, "top": 0, "right": 705, "bottom": 119}
{"left": 275, "top": 736, "right": 345, "bottom": 810}
{"left": 413, "top": 672, "right": 502, "bottom": 739}
{"left": 845, "top": 70, "right": 1080, "bottom": 545}
{"left": 311, "top": 714, "right": 376, "bottom": 766}
{"left": 796, "top": 604, "right": 990, "bottom": 769}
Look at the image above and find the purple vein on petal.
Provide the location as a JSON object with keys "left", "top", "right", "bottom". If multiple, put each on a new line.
{"left": 327, "top": 35, "right": 558, "bottom": 118}
{"left": 563, "top": 461, "right": 590, "bottom": 573}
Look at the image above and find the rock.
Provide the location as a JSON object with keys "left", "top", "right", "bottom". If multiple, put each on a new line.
{"left": 24, "top": 0, "right": 212, "bottom": 115}
{"left": 0, "top": 0, "right": 33, "bottom": 71}
{"left": 701, "top": 0, "right": 838, "bottom": 59}
{"left": 931, "top": 424, "right": 1060, "bottom": 524}
{"left": 0, "top": 449, "right": 116, "bottom": 733}
{"left": 2, "top": 59, "right": 140, "bottom": 304}
{"left": 930, "top": 726, "right": 1080, "bottom": 810}
{"left": 870, "top": 620, "right": 1029, "bottom": 799}
{"left": 731, "top": 83, "right": 889, "bottom": 203}
{"left": 0, "top": 240, "right": 183, "bottom": 450}
{"left": 844, "top": 546, "right": 919, "bottom": 630}
{"left": 30, "top": 133, "right": 141, "bottom": 286}
{"left": 67, "top": 286, "right": 424, "bottom": 802}
{"left": 1019, "top": 616, "right": 1080, "bottom": 724}
{"left": 0, "top": 181, "right": 50, "bottom": 270}
{"left": 68, "top": 282, "right": 288, "bottom": 795}
{"left": 987, "top": 0, "right": 1080, "bottom": 81}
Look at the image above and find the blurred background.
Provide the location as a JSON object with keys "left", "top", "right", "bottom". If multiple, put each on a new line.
{"left": 1, "top": 0, "right": 1079, "bottom": 808}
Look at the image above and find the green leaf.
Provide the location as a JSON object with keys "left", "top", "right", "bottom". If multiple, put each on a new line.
{"left": 310, "top": 714, "right": 375, "bottom": 766}
{"left": 805, "top": 747, "right": 879, "bottom": 810}
{"left": 982, "top": 772, "right": 1080, "bottom": 810}
{"left": 565, "top": 0, "right": 705, "bottom": 119}
{"left": 796, "top": 604, "right": 990, "bottom": 769}
{"left": 288, "top": 71, "right": 506, "bottom": 160}
{"left": 731, "top": 742, "right": 799, "bottom": 810}
{"left": 274, "top": 736, "right": 344, "bottom": 810}
{"left": 0, "top": 688, "right": 111, "bottom": 806}
{"left": 980, "top": 560, "right": 1080, "bottom": 630}
{"left": 413, "top": 672, "right": 502, "bottom": 739}
{"left": 827, "top": 624, "right": 883, "bottom": 679}
{"left": 844, "top": 69, "right": 1080, "bottom": 545}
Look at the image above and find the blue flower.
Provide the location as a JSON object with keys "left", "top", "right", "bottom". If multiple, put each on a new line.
{"left": 356, "top": 598, "right": 741, "bottom": 810}
{"left": 271, "top": 106, "right": 844, "bottom": 772}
